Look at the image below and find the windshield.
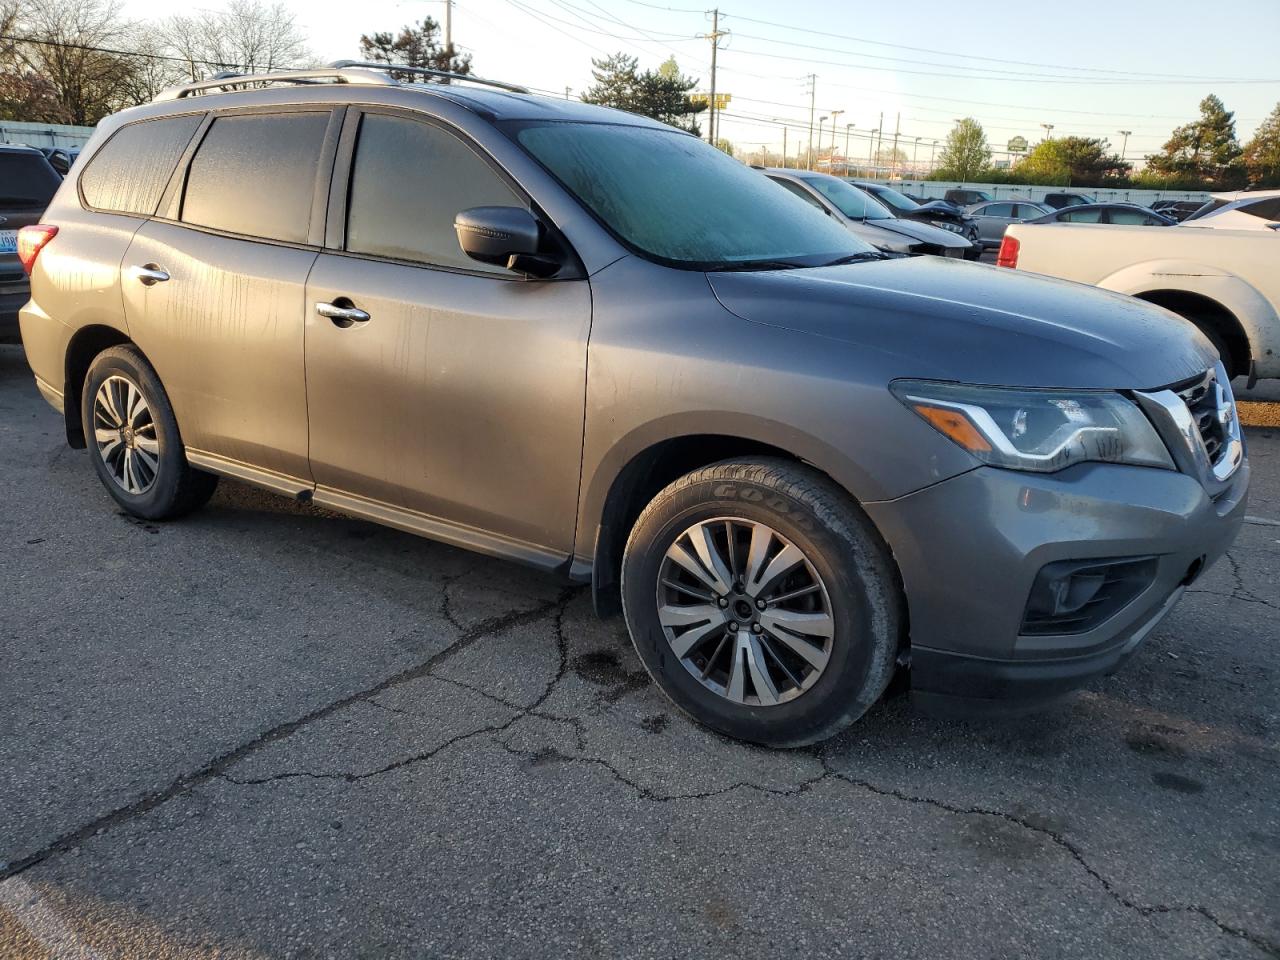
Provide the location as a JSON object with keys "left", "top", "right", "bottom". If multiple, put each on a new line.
{"left": 511, "top": 122, "right": 876, "bottom": 268}
{"left": 798, "top": 175, "right": 894, "bottom": 220}
{"left": 0, "top": 153, "right": 61, "bottom": 207}
{"left": 865, "top": 184, "right": 919, "bottom": 213}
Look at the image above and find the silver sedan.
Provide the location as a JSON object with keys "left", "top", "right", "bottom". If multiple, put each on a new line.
{"left": 967, "top": 200, "right": 1052, "bottom": 248}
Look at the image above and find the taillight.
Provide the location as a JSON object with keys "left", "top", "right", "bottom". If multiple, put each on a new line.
{"left": 17, "top": 224, "right": 58, "bottom": 275}
{"left": 996, "top": 234, "right": 1019, "bottom": 269}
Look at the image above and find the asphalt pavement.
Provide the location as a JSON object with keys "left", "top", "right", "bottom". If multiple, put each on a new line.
{"left": 1, "top": 341, "right": 1278, "bottom": 960}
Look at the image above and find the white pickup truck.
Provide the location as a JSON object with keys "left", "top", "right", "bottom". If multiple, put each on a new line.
{"left": 1002, "top": 205, "right": 1280, "bottom": 383}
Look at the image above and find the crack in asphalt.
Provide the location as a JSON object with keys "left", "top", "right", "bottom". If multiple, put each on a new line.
{"left": 221, "top": 589, "right": 585, "bottom": 786}
{"left": 0, "top": 581, "right": 578, "bottom": 882}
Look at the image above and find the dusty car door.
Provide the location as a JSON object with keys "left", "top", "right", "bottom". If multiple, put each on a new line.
{"left": 120, "top": 108, "right": 341, "bottom": 490}
{"left": 303, "top": 108, "right": 591, "bottom": 566}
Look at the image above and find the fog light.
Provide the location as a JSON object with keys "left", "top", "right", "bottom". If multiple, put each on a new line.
{"left": 1022, "top": 557, "right": 1158, "bottom": 636}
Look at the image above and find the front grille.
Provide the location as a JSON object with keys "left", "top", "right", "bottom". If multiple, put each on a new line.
{"left": 1175, "top": 370, "right": 1231, "bottom": 468}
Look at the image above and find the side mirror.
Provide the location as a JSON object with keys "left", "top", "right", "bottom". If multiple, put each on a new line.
{"left": 454, "top": 206, "right": 561, "bottom": 278}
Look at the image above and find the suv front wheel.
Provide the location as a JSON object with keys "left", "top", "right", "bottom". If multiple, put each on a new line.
{"left": 82, "top": 345, "right": 218, "bottom": 520}
{"left": 621, "top": 459, "right": 902, "bottom": 747}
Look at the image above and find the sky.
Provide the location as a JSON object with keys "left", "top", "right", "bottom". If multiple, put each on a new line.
{"left": 126, "top": 0, "right": 1280, "bottom": 167}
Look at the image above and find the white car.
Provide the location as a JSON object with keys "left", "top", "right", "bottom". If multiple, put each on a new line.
{"left": 1181, "top": 189, "right": 1280, "bottom": 231}
{"left": 1001, "top": 216, "right": 1280, "bottom": 382}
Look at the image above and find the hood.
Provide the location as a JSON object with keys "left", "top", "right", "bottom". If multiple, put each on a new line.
{"left": 914, "top": 199, "right": 965, "bottom": 218}
{"left": 865, "top": 216, "right": 969, "bottom": 249}
{"left": 706, "top": 256, "right": 1216, "bottom": 390}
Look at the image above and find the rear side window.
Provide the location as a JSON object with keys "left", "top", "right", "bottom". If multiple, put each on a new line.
{"left": 0, "top": 152, "right": 61, "bottom": 209}
{"left": 1014, "top": 203, "right": 1044, "bottom": 219}
{"left": 345, "top": 114, "right": 522, "bottom": 272}
{"left": 982, "top": 203, "right": 1015, "bottom": 217}
{"left": 182, "top": 112, "right": 329, "bottom": 243}
{"left": 1061, "top": 208, "right": 1103, "bottom": 223}
{"left": 80, "top": 116, "right": 202, "bottom": 216}
{"left": 1240, "top": 197, "right": 1280, "bottom": 221}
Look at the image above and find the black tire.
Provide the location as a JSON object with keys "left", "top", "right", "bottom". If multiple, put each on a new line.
{"left": 81, "top": 345, "right": 217, "bottom": 520}
{"left": 621, "top": 458, "right": 903, "bottom": 748}
{"left": 1183, "top": 316, "right": 1236, "bottom": 378}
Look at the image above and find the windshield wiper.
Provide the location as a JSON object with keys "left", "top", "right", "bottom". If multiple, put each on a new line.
{"left": 819, "top": 251, "right": 890, "bottom": 266}
{"left": 705, "top": 259, "right": 807, "bottom": 272}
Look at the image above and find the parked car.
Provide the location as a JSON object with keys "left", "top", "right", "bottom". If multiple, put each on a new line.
{"left": 1027, "top": 203, "right": 1175, "bottom": 226}
{"left": 1040, "top": 191, "right": 1095, "bottom": 210}
{"left": 1, "top": 144, "right": 62, "bottom": 341}
{"left": 847, "top": 181, "right": 982, "bottom": 259}
{"left": 1003, "top": 216, "right": 1279, "bottom": 381}
{"left": 38, "top": 146, "right": 74, "bottom": 176}
{"left": 18, "top": 63, "right": 1247, "bottom": 746}
{"left": 1150, "top": 199, "right": 1207, "bottom": 222}
{"left": 944, "top": 188, "right": 992, "bottom": 207}
{"left": 762, "top": 168, "right": 973, "bottom": 257}
{"left": 966, "top": 199, "right": 1053, "bottom": 248}
{"left": 1181, "top": 189, "right": 1280, "bottom": 231}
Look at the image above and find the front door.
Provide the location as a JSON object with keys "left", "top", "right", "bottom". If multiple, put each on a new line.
{"left": 121, "top": 108, "right": 338, "bottom": 487}
{"left": 304, "top": 110, "right": 591, "bottom": 565}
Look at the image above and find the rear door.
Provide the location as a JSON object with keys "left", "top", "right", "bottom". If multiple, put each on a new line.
{"left": 974, "top": 202, "right": 1016, "bottom": 243}
{"left": 304, "top": 108, "right": 591, "bottom": 564}
{"left": 120, "top": 107, "right": 341, "bottom": 490}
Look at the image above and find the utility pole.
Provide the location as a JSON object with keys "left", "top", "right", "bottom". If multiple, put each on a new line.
{"left": 890, "top": 113, "right": 900, "bottom": 178}
{"left": 805, "top": 74, "right": 816, "bottom": 170}
{"left": 828, "top": 109, "right": 843, "bottom": 171}
{"left": 702, "top": 9, "right": 728, "bottom": 146}
{"left": 1117, "top": 129, "right": 1132, "bottom": 160}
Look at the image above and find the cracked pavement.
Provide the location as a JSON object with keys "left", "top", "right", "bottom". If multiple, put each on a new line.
{"left": 2, "top": 342, "right": 1278, "bottom": 959}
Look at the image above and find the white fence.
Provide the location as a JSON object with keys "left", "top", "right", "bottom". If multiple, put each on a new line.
{"left": 0, "top": 121, "right": 96, "bottom": 150}
{"left": 867, "top": 178, "right": 1210, "bottom": 206}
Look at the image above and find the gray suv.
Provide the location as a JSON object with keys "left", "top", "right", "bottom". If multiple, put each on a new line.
{"left": 16, "top": 64, "right": 1248, "bottom": 746}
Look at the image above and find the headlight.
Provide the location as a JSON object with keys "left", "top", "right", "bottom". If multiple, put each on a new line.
{"left": 891, "top": 381, "right": 1174, "bottom": 473}
{"left": 930, "top": 220, "right": 961, "bottom": 233}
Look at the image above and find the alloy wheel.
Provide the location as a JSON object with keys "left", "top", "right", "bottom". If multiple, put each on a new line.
{"left": 655, "top": 517, "right": 835, "bottom": 707}
{"left": 93, "top": 375, "right": 160, "bottom": 495}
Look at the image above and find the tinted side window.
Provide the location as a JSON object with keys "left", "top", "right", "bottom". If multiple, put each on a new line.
{"left": 1241, "top": 197, "right": 1280, "bottom": 221}
{"left": 1014, "top": 204, "right": 1044, "bottom": 219}
{"left": 1105, "top": 208, "right": 1149, "bottom": 225}
{"left": 1062, "top": 208, "right": 1103, "bottom": 223}
{"left": 80, "top": 115, "right": 202, "bottom": 215}
{"left": 769, "top": 177, "right": 827, "bottom": 211}
{"left": 0, "top": 153, "right": 61, "bottom": 208}
{"left": 346, "top": 114, "right": 521, "bottom": 271}
{"left": 983, "top": 203, "right": 1015, "bottom": 217}
{"left": 182, "top": 112, "right": 329, "bottom": 243}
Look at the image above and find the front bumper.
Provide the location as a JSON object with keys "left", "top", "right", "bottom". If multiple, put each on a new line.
{"left": 864, "top": 458, "right": 1249, "bottom": 714}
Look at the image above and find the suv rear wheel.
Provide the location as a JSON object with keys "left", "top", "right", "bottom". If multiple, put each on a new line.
{"left": 82, "top": 345, "right": 217, "bottom": 520}
{"left": 621, "top": 458, "right": 902, "bottom": 747}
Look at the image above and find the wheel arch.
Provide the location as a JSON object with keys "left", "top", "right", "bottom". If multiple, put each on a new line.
{"left": 63, "top": 324, "right": 136, "bottom": 449}
{"left": 1132, "top": 289, "right": 1251, "bottom": 379}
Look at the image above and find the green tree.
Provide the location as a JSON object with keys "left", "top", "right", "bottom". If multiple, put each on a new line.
{"left": 1017, "top": 136, "right": 1129, "bottom": 186}
{"left": 358, "top": 17, "right": 470, "bottom": 79}
{"left": 1243, "top": 102, "right": 1280, "bottom": 188}
{"left": 581, "top": 52, "right": 705, "bottom": 136}
{"left": 933, "top": 118, "right": 991, "bottom": 181}
{"left": 1146, "top": 94, "right": 1245, "bottom": 188}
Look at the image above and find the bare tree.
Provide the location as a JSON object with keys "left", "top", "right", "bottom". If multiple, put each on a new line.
{"left": 10, "top": 0, "right": 139, "bottom": 123}
{"left": 159, "top": 0, "right": 311, "bottom": 80}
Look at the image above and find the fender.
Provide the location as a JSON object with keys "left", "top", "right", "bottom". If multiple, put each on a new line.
{"left": 1098, "top": 258, "right": 1280, "bottom": 377}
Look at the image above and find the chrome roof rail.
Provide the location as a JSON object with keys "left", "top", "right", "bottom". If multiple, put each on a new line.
{"left": 155, "top": 67, "right": 396, "bottom": 101}
{"left": 326, "top": 60, "right": 530, "bottom": 94}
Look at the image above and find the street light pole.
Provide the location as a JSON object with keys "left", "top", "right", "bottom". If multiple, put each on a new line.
{"left": 1041, "top": 122, "right": 1055, "bottom": 140}
{"left": 817, "top": 115, "right": 828, "bottom": 169}
{"left": 912, "top": 136, "right": 921, "bottom": 180}
{"left": 828, "top": 109, "right": 843, "bottom": 171}
{"left": 844, "top": 123, "right": 854, "bottom": 177}
{"left": 1117, "top": 129, "right": 1132, "bottom": 161}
